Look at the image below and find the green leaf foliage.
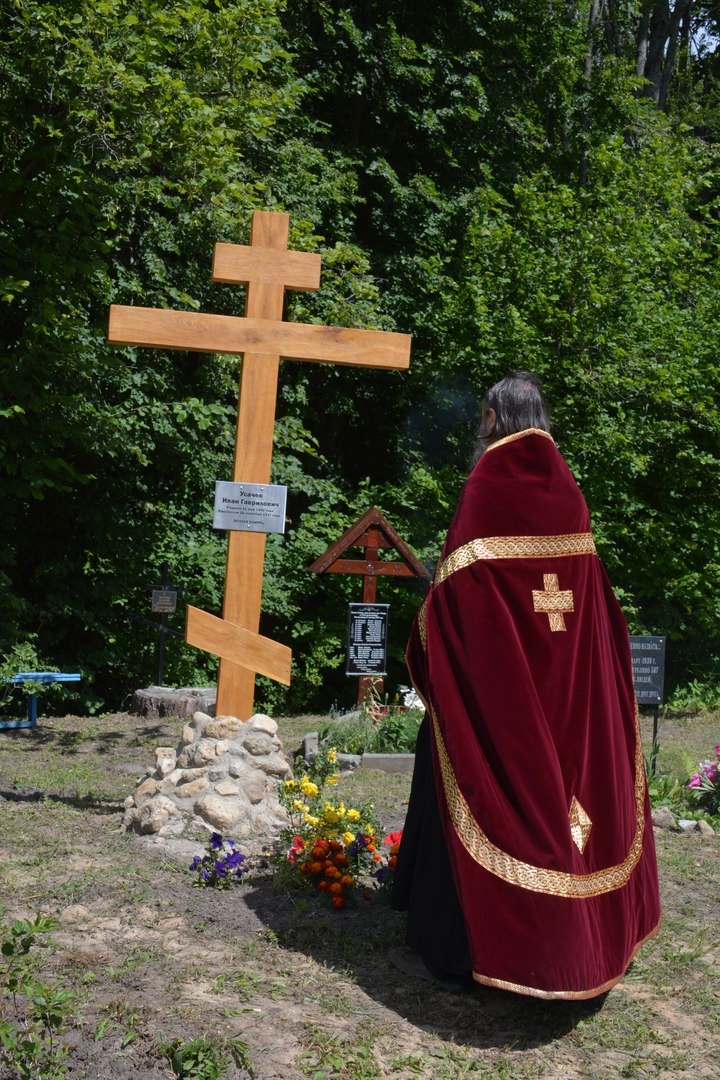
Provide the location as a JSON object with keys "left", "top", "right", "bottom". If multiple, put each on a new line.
{"left": 1, "top": 0, "right": 720, "bottom": 710}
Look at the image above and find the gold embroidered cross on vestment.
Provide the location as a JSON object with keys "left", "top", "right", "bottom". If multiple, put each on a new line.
{"left": 533, "top": 573, "right": 574, "bottom": 631}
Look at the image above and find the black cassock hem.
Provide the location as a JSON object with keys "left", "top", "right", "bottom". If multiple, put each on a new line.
{"left": 391, "top": 714, "right": 472, "bottom": 982}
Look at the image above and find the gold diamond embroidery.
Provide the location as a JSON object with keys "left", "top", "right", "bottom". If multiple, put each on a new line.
{"left": 569, "top": 797, "right": 592, "bottom": 854}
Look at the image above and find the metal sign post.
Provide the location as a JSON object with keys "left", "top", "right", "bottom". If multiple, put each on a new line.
{"left": 150, "top": 561, "right": 179, "bottom": 686}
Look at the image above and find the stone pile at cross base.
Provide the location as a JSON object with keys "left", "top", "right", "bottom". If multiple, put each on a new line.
{"left": 122, "top": 711, "right": 291, "bottom": 840}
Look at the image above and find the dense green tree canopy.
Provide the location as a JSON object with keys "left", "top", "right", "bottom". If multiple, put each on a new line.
{"left": 1, "top": 0, "right": 719, "bottom": 712}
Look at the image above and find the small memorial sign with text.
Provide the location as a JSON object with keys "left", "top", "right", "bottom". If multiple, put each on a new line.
{"left": 629, "top": 635, "right": 666, "bottom": 705}
{"left": 346, "top": 603, "right": 389, "bottom": 676}
{"left": 151, "top": 589, "right": 177, "bottom": 614}
{"left": 213, "top": 481, "right": 287, "bottom": 534}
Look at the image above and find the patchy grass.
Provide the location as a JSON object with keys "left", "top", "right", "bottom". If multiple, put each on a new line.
{"left": 0, "top": 709, "right": 718, "bottom": 1079}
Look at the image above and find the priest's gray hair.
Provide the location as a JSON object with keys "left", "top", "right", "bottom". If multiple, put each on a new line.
{"left": 471, "top": 371, "right": 551, "bottom": 465}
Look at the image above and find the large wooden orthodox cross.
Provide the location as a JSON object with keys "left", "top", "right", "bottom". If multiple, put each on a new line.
{"left": 108, "top": 210, "right": 411, "bottom": 720}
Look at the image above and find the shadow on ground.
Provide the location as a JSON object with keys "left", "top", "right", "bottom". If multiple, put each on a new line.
{"left": 241, "top": 873, "right": 607, "bottom": 1052}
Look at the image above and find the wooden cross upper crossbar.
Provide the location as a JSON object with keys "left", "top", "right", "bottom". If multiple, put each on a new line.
{"left": 307, "top": 507, "right": 429, "bottom": 581}
{"left": 107, "top": 210, "right": 412, "bottom": 720}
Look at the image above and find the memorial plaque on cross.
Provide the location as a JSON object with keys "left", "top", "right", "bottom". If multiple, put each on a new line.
{"left": 308, "top": 507, "right": 430, "bottom": 704}
{"left": 108, "top": 211, "right": 411, "bottom": 720}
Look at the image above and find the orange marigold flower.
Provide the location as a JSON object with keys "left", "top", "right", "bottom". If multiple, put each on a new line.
{"left": 329, "top": 882, "right": 343, "bottom": 895}
{"left": 333, "top": 853, "right": 348, "bottom": 867}
{"left": 331, "top": 895, "right": 345, "bottom": 908}
{"left": 299, "top": 862, "right": 309, "bottom": 874}
{"left": 317, "top": 880, "right": 328, "bottom": 891}
{"left": 366, "top": 844, "right": 376, "bottom": 853}
{"left": 309, "top": 861, "right": 324, "bottom": 874}
{"left": 325, "top": 866, "right": 341, "bottom": 879}
{"left": 340, "top": 874, "right": 354, "bottom": 887}
{"left": 388, "top": 856, "right": 397, "bottom": 869}
{"left": 328, "top": 840, "right": 342, "bottom": 852}
{"left": 373, "top": 853, "right": 382, "bottom": 862}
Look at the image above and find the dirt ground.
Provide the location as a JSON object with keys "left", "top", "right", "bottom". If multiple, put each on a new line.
{"left": 0, "top": 711, "right": 718, "bottom": 1079}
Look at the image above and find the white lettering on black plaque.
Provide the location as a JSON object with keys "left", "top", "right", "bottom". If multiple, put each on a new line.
{"left": 346, "top": 603, "right": 389, "bottom": 676}
{"left": 629, "top": 635, "right": 666, "bottom": 704}
{"left": 151, "top": 589, "right": 177, "bottom": 614}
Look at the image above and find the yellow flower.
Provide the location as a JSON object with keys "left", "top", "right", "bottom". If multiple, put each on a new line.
{"left": 326, "top": 776, "right": 339, "bottom": 786}
{"left": 300, "top": 779, "right": 319, "bottom": 797}
{"left": 304, "top": 814, "right": 320, "bottom": 827}
{"left": 283, "top": 780, "right": 296, "bottom": 790}
{"left": 346, "top": 809, "right": 361, "bottom": 822}
{"left": 342, "top": 831, "right": 355, "bottom": 845}
{"left": 293, "top": 799, "right": 309, "bottom": 813}
{"left": 327, "top": 749, "right": 337, "bottom": 762}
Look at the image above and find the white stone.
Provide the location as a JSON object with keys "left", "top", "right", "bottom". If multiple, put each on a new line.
{"left": 205, "top": 716, "right": 245, "bottom": 740}
{"left": 255, "top": 754, "right": 292, "bottom": 778}
{"left": 187, "top": 739, "right": 217, "bottom": 766}
{"left": 134, "top": 777, "right": 159, "bottom": 803}
{"left": 215, "top": 739, "right": 233, "bottom": 756}
{"left": 215, "top": 780, "right": 241, "bottom": 796}
{"left": 696, "top": 818, "right": 716, "bottom": 838}
{"left": 123, "top": 795, "right": 135, "bottom": 810}
{"left": 243, "top": 732, "right": 273, "bottom": 756}
{"left": 244, "top": 774, "right": 268, "bottom": 804}
{"left": 177, "top": 768, "right": 207, "bottom": 784}
{"left": 678, "top": 818, "right": 697, "bottom": 831}
{"left": 138, "top": 796, "right": 178, "bottom": 834}
{"left": 651, "top": 807, "right": 678, "bottom": 830}
{"left": 174, "top": 777, "right": 209, "bottom": 799}
{"left": 193, "top": 794, "right": 244, "bottom": 832}
{"left": 192, "top": 710, "right": 213, "bottom": 726}
{"left": 227, "top": 758, "right": 250, "bottom": 779}
{"left": 245, "top": 714, "right": 278, "bottom": 736}
{"left": 157, "top": 816, "right": 187, "bottom": 838}
{"left": 180, "top": 723, "right": 194, "bottom": 746}
{"left": 154, "top": 747, "right": 177, "bottom": 776}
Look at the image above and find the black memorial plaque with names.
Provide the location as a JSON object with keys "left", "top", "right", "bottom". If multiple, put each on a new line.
{"left": 346, "top": 603, "right": 389, "bottom": 676}
{"left": 151, "top": 589, "right": 177, "bottom": 614}
{"left": 629, "top": 635, "right": 666, "bottom": 705}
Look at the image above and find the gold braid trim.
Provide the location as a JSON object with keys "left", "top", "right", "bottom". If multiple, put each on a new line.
{"left": 434, "top": 533, "right": 597, "bottom": 587}
{"left": 417, "top": 596, "right": 428, "bottom": 651}
{"left": 472, "top": 922, "right": 661, "bottom": 1000}
{"left": 432, "top": 701, "right": 646, "bottom": 898}
{"left": 483, "top": 428, "right": 555, "bottom": 454}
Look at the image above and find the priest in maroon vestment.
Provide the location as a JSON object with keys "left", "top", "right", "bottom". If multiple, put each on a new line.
{"left": 392, "top": 372, "right": 661, "bottom": 999}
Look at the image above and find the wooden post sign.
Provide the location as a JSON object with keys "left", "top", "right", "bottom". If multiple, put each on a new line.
{"left": 308, "top": 507, "right": 430, "bottom": 703}
{"left": 108, "top": 212, "right": 411, "bottom": 720}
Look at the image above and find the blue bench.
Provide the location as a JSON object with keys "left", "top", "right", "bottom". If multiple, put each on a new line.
{"left": 0, "top": 672, "right": 82, "bottom": 730}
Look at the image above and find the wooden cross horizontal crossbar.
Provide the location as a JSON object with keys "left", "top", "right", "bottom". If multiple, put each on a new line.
{"left": 108, "top": 307, "right": 410, "bottom": 370}
{"left": 321, "top": 559, "right": 418, "bottom": 577}
{"left": 186, "top": 606, "right": 291, "bottom": 685}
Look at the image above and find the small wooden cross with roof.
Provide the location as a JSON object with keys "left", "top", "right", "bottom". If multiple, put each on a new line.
{"left": 108, "top": 211, "right": 411, "bottom": 719}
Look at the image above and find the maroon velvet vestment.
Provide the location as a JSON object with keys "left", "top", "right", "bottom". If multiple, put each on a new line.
{"left": 406, "top": 429, "right": 661, "bottom": 999}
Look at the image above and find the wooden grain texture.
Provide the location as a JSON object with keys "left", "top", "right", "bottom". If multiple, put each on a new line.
{"left": 212, "top": 243, "right": 321, "bottom": 291}
{"left": 107, "top": 307, "right": 411, "bottom": 370}
{"left": 216, "top": 211, "right": 289, "bottom": 717}
{"left": 322, "top": 559, "right": 416, "bottom": 576}
{"left": 186, "top": 606, "right": 291, "bottom": 685}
